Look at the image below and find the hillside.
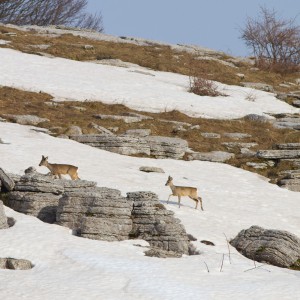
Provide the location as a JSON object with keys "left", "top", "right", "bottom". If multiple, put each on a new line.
{"left": 0, "top": 24, "right": 300, "bottom": 300}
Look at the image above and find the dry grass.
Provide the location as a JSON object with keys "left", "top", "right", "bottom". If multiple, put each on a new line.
{"left": 1, "top": 86, "right": 299, "bottom": 181}
{"left": 0, "top": 25, "right": 299, "bottom": 94}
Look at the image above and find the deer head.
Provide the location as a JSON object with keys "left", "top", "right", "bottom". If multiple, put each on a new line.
{"left": 165, "top": 175, "right": 173, "bottom": 186}
{"left": 39, "top": 155, "right": 48, "bottom": 166}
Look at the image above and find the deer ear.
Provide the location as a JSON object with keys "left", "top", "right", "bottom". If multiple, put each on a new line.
{"left": 45, "top": 156, "right": 48, "bottom": 160}
{"left": 42, "top": 155, "right": 45, "bottom": 159}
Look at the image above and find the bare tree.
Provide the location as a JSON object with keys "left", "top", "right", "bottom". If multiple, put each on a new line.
{"left": 241, "top": 7, "right": 300, "bottom": 73}
{"left": 0, "top": 0, "right": 104, "bottom": 32}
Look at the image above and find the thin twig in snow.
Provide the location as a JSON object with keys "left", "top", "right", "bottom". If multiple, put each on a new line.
{"left": 223, "top": 233, "right": 232, "bottom": 264}
{"left": 203, "top": 261, "right": 210, "bottom": 273}
{"left": 220, "top": 253, "right": 225, "bottom": 272}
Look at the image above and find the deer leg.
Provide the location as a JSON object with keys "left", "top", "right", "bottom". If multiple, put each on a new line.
{"left": 167, "top": 194, "right": 173, "bottom": 204}
{"left": 198, "top": 197, "right": 204, "bottom": 211}
{"left": 178, "top": 196, "right": 181, "bottom": 208}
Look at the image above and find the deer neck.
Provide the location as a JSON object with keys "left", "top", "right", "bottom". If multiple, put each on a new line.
{"left": 45, "top": 161, "right": 54, "bottom": 172}
{"left": 169, "top": 182, "right": 176, "bottom": 193}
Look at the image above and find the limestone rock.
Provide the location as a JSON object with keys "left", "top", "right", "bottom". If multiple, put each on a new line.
{"left": 128, "top": 191, "right": 190, "bottom": 256}
{"left": 57, "top": 187, "right": 133, "bottom": 241}
{"left": 94, "top": 113, "right": 152, "bottom": 123}
{"left": 0, "top": 258, "right": 33, "bottom": 270}
{"left": 124, "top": 129, "right": 151, "bottom": 137}
{"left": 231, "top": 226, "right": 300, "bottom": 268}
{"left": 187, "top": 151, "right": 234, "bottom": 163}
{"left": 139, "top": 166, "right": 165, "bottom": 173}
{"left": 0, "top": 168, "right": 15, "bottom": 191}
{"left": 241, "top": 82, "right": 274, "bottom": 92}
{"left": 244, "top": 114, "right": 271, "bottom": 123}
{"left": 222, "top": 142, "right": 258, "bottom": 150}
{"left": 257, "top": 150, "right": 300, "bottom": 159}
{"left": 0, "top": 201, "right": 8, "bottom": 229}
{"left": 201, "top": 133, "right": 221, "bottom": 139}
{"left": 7, "top": 192, "right": 60, "bottom": 223}
{"left": 273, "top": 116, "right": 300, "bottom": 130}
{"left": 65, "top": 126, "right": 82, "bottom": 136}
{"left": 145, "top": 136, "right": 188, "bottom": 159}
{"left": 70, "top": 134, "right": 150, "bottom": 156}
{"left": 276, "top": 143, "right": 300, "bottom": 150}
{"left": 88, "top": 123, "right": 115, "bottom": 135}
{"left": 3, "top": 114, "right": 49, "bottom": 126}
{"left": 223, "top": 132, "right": 252, "bottom": 139}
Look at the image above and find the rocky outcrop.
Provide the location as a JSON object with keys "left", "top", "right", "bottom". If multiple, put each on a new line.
{"left": 244, "top": 114, "right": 271, "bottom": 123}
{"left": 124, "top": 129, "right": 151, "bottom": 137}
{"left": 187, "top": 151, "right": 234, "bottom": 163}
{"left": 223, "top": 132, "right": 252, "bottom": 139}
{"left": 6, "top": 171, "right": 97, "bottom": 223}
{"left": 2, "top": 114, "right": 49, "bottom": 126}
{"left": 145, "top": 136, "right": 188, "bottom": 159}
{"left": 231, "top": 226, "right": 300, "bottom": 268}
{"left": 94, "top": 113, "right": 152, "bottom": 123}
{"left": 70, "top": 134, "right": 150, "bottom": 156}
{"left": 139, "top": 166, "right": 165, "bottom": 173}
{"left": 57, "top": 187, "right": 133, "bottom": 241}
{"left": 278, "top": 170, "right": 300, "bottom": 192}
{"left": 241, "top": 82, "right": 274, "bottom": 92}
{"left": 273, "top": 115, "right": 300, "bottom": 130}
{"left": 0, "top": 201, "right": 8, "bottom": 229}
{"left": 0, "top": 258, "right": 33, "bottom": 270}
{"left": 128, "top": 192, "right": 191, "bottom": 256}
{"left": 201, "top": 133, "right": 220, "bottom": 139}
{"left": 256, "top": 150, "right": 300, "bottom": 159}
{"left": 276, "top": 143, "right": 300, "bottom": 150}
{"left": 0, "top": 168, "right": 15, "bottom": 191}
{"left": 2, "top": 168, "right": 194, "bottom": 257}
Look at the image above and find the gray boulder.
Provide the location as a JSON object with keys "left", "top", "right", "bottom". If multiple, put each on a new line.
{"left": 0, "top": 258, "right": 33, "bottom": 270}
{"left": 256, "top": 150, "right": 300, "bottom": 159}
{"left": 70, "top": 134, "right": 150, "bottom": 156}
{"left": 201, "top": 133, "right": 221, "bottom": 139}
{"left": 139, "top": 166, "right": 165, "bottom": 173}
{"left": 145, "top": 136, "right": 188, "bottom": 159}
{"left": 244, "top": 114, "right": 271, "bottom": 123}
{"left": 231, "top": 226, "right": 300, "bottom": 268}
{"left": 125, "top": 129, "right": 151, "bottom": 137}
{"left": 241, "top": 82, "right": 274, "bottom": 92}
{"left": 0, "top": 201, "right": 8, "bottom": 229}
{"left": 57, "top": 187, "right": 133, "bottom": 241}
{"left": 128, "top": 191, "right": 191, "bottom": 256}
{"left": 276, "top": 143, "right": 300, "bottom": 150}
{"left": 187, "top": 151, "right": 234, "bottom": 163}
{"left": 0, "top": 168, "right": 15, "bottom": 191}
{"left": 223, "top": 132, "right": 252, "bottom": 139}
{"left": 65, "top": 126, "right": 82, "bottom": 136}
{"left": 3, "top": 114, "right": 49, "bottom": 126}
{"left": 94, "top": 112, "right": 152, "bottom": 123}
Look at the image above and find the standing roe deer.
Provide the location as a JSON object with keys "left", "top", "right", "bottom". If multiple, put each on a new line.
{"left": 39, "top": 155, "right": 80, "bottom": 180}
{"left": 165, "top": 176, "right": 203, "bottom": 210}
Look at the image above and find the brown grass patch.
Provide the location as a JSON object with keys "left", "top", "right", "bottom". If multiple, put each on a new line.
{"left": 0, "top": 25, "right": 299, "bottom": 94}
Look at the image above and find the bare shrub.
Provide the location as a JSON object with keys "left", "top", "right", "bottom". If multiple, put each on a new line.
{"left": 241, "top": 7, "right": 300, "bottom": 73}
{"left": 189, "top": 75, "right": 221, "bottom": 97}
{"left": 0, "top": 0, "right": 104, "bottom": 32}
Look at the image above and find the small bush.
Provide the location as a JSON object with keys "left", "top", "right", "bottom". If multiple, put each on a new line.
{"left": 189, "top": 75, "right": 222, "bottom": 97}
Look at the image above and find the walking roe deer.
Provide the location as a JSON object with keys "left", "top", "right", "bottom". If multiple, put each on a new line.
{"left": 39, "top": 155, "right": 80, "bottom": 180}
{"left": 165, "top": 176, "right": 203, "bottom": 210}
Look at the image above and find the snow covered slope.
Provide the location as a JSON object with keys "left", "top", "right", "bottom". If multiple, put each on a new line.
{"left": 0, "top": 122, "right": 299, "bottom": 300}
{"left": 0, "top": 48, "right": 298, "bottom": 119}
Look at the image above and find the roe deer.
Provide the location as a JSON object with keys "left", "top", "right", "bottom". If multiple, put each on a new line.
{"left": 39, "top": 155, "right": 80, "bottom": 180}
{"left": 165, "top": 176, "right": 203, "bottom": 210}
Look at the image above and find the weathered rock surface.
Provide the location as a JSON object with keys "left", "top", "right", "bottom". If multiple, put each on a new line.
{"left": 277, "top": 170, "right": 300, "bottom": 192}
{"left": 273, "top": 116, "right": 300, "bottom": 130}
{"left": 0, "top": 168, "right": 15, "bottom": 191}
{"left": 222, "top": 142, "right": 258, "bottom": 150}
{"left": 94, "top": 113, "right": 152, "bottom": 123}
{"left": 128, "top": 192, "right": 190, "bottom": 256}
{"left": 201, "top": 132, "right": 221, "bottom": 139}
{"left": 257, "top": 150, "right": 300, "bottom": 160}
{"left": 0, "top": 201, "right": 8, "bottom": 229}
{"left": 276, "top": 143, "right": 300, "bottom": 150}
{"left": 0, "top": 258, "right": 33, "bottom": 270}
{"left": 65, "top": 126, "right": 82, "bottom": 136}
{"left": 145, "top": 136, "right": 188, "bottom": 159}
{"left": 223, "top": 132, "right": 252, "bottom": 139}
{"left": 231, "top": 226, "right": 300, "bottom": 268}
{"left": 187, "top": 151, "right": 234, "bottom": 163}
{"left": 6, "top": 172, "right": 97, "bottom": 223}
{"left": 241, "top": 82, "right": 274, "bottom": 92}
{"left": 70, "top": 134, "right": 150, "bottom": 156}
{"left": 246, "top": 161, "right": 275, "bottom": 169}
{"left": 88, "top": 122, "right": 115, "bottom": 135}
{"left": 57, "top": 188, "right": 133, "bottom": 241}
{"left": 244, "top": 114, "right": 271, "bottom": 123}
{"left": 139, "top": 166, "right": 165, "bottom": 173}
{"left": 124, "top": 129, "right": 151, "bottom": 137}
{"left": 3, "top": 114, "right": 49, "bottom": 125}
